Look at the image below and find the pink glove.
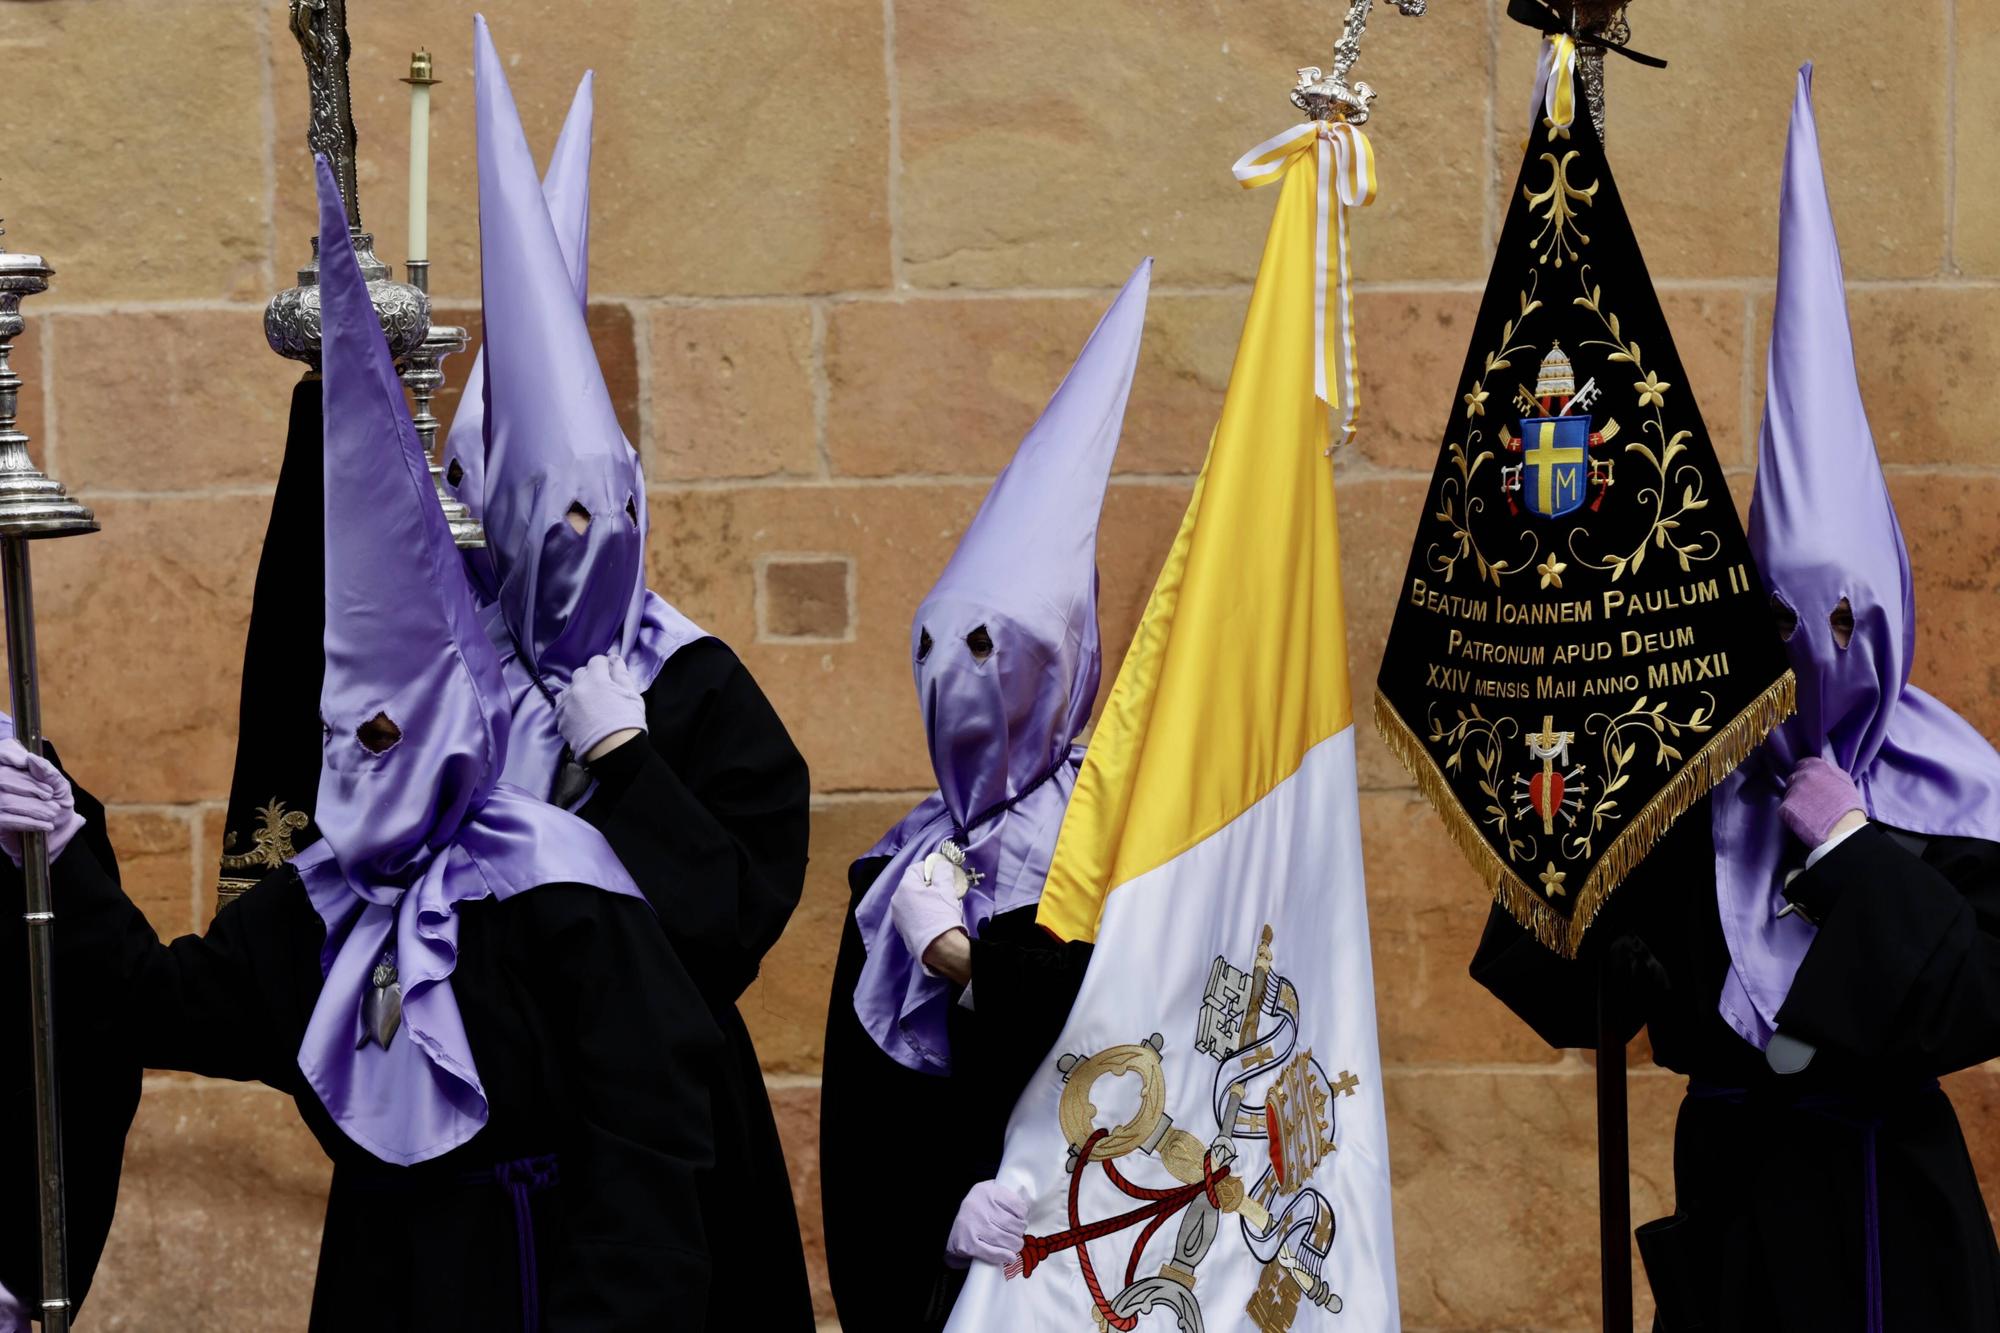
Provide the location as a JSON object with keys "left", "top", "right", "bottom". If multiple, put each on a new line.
{"left": 555, "top": 653, "right": 647, "bottom": 760}
{"left": 889, "top": 856, "right": 967, "bottom": 975}
{"left": 0, "top": 739, "right": 82, "bottom": 867}
{"left": 1780, "top": 757, "right": 1865, "bottom": 849}
{"left": 945, "top": 1180, "right": 1028, "bottom": 1269}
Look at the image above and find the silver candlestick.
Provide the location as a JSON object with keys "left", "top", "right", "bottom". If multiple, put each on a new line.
{"left": 0, "top": 231, "right": 96, "bottom": 1333}
{"left": 266, "top": 0, "right": 428, "bottom": 368}
{"left": 399, "top": 264, "right": 484, "bottom": 549}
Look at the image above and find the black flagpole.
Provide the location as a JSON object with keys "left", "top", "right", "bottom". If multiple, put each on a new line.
{"left": 1597, "top": 955, "right": 1632, "bottom": 1331}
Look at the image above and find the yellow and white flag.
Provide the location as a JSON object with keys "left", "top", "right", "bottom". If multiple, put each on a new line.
{"left": 946, "top": 128, "right": 1398, "bottom": 1333}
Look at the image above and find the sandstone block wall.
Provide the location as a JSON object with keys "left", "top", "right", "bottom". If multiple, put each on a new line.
{"left": 0, "top": 1, "right": 1992, "bottom": 1328}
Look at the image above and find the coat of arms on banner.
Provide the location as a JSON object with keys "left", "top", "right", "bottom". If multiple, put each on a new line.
{"left": 1007, "top": 926, "right": 1362, "bottom": 1332}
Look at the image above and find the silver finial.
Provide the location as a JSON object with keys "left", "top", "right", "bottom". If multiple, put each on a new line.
{"left": 0, "top": 244, "right": 91, "bottom": 539}
{"left": 1292, "top": 0, "right": 1427, "bottom": 125}
{"left": 266, "top": 0, "right": 429, "bottom": 369}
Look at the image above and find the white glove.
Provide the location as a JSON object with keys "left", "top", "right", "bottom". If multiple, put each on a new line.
{"left": 945, "top": 1180, "right": 1028, "bottom": 1269}
{"left": 555, "top": 654, "right": 647, "bottom": 761}
{"left": 0, "top": 739, "right": 82, "bottom": 867}
{"left": 889, "top": 856, "right": 967, "bottom": 975}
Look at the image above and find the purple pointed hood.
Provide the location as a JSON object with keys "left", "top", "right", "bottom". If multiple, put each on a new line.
{"left": 1714, "top": 66, "right": 2000, "bottom": 1048}
{"left": 442, "top": 67, "right": 595, "bottom": 602}
{"left": 850, "top": 260, "right": 1150, "bottom": 1072}
{"left": 469, "top": 17, "right": 705, "bottom": 803}
{"left": 294, "top": 154, "right": 643, "bottom": 1165}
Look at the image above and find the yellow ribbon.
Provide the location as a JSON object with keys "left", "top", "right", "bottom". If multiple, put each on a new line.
{"left": 1232, "top": 119, "right": 1377, "bottom": 443}
{"left": 1543, "top": 33, "right": 1579, "bottom": 132}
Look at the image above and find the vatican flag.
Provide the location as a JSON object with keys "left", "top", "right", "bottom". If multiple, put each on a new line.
{"left": 945, "top": 124, "right": 1398, "bottom": 1333}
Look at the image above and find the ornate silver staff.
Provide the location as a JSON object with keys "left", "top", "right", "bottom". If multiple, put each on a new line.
{"left": 0, "top": 229, "right": 97, "bottom": 1333}
{"left": 1290, "top": 0, "right": 1429, "bottom": 125}
{"left": 266, "top": 0, "right": 429, "bottom": 372}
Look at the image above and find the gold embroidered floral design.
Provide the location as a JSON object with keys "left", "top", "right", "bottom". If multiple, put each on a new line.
{"left": 1430, "top": 705, "right": 1532, "bottom": 864}
{"left": 1525, "top": 151, "right": 1598, "bottom": 267}
{"left": 1565, "top": 694, "right": 1716, "bottom": 861}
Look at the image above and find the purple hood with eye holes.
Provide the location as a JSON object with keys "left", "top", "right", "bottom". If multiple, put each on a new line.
{"left": 1712, "top": 66, "right": 2000, "bottom": 1049}
{"left": 848, "top": 260, "right": 1151, "bottom": 1074}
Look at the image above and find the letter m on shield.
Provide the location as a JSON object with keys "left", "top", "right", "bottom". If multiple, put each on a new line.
{"left": 1517, "top": 415, "right": 1591, "bottom": 519}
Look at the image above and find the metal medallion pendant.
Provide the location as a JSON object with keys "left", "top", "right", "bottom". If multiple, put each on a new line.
{"left": 357, "top": 951, "right": 402, "bottom": 1050}
{"left": 549, "top": 749, "right": 593, "bottom": 810}
{"left": 921, "top": 838, "right": 983, "bottom": 901}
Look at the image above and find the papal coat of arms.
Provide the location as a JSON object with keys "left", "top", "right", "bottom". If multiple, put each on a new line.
{"left": 1500, "top": 342, "right": 1618, "bottom": 519}
{"left": 1008, "top": 926, "right": 1362, "bottom": 1332}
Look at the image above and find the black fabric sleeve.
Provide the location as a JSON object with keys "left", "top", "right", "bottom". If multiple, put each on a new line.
{"left": 581, "top": 639, "right": 810, "bottom": 1005}
{"left": 964, "top": 905, "right": 1094, "bottom": 1160}
{"left": 1467, "top": 903, "right": 1602, "bottom": 1049}
{"left": 1775, "top": 827, "right": 2000, "bottom": 1074}
{"left": 534, "top": 886, "right": 722, "bottom": 1332}
{"left": 0, "top": 783, "right": 143, "bottom": 1318}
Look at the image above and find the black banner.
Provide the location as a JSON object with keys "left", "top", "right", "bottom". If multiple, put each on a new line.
{"left": 1375, "top": 67, "right": 1792, "bottom": 957}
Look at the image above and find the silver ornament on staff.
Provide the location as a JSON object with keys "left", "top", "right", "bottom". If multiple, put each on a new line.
{"left": 0, "top": 230, "right": 97, "bottom": 1333}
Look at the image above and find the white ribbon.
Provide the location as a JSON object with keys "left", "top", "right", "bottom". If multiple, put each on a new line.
{"left": 1232, "top": 119, "right": 1378, "bottom": 443}
{"left": 1538, "top": 34, "right": 1579, "bottom": 133}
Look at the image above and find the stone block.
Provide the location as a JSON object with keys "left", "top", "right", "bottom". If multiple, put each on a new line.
{"left": 647, "top": 478, "right": 1187, "bottom": 793}
{"left": 1748, "top": 287, "right": 2000, "bottom": 468}
{"left": 1362, "top": 791, "right": 1564, "bottom": 1067}
{"left": 52, "top": 310, "right": 300, "bottom": 494}
{"left": 743, "top": 798, "right": 917, "bottom": 1077}
{"left": 1954, "top": 1, "right": 2000, "bottom": 274}
{"left": 896, "top": 0, "right": 1491, "bottom": 289}
{"left": 651, "top": 304, "right": 820, "bottom": 480}
{"left": 270, "top": 0, "right": 890, "bottom": 300}
{"left": 88, "top": 1079, "right": 329, "bottom": 1331}
{"left": 430, "top": 299, "right": 642, "bottom": 452}
{"left": 759, "top": 555, "right": 855, "bottom": 642}
{"left": 1495, "top": 1, "right": 1947, "bottom": 281}
{"left": 1333, "top": 476, "right": 1439, "bottom": 790}
{"left": 0, "top": 1, "right": 269, "bottom": 303}
{"left": 824, "top": 292, "right": 1239, "bottom": 479}
{"left": 35, "top": 496, "right": 268, "bottom": 807}
{"left": 1386, "top": 1066, "right": 1680, "bottom": 1330}
{"left": 1890, "top": 473, "right": 2000, "bottom": 743}
{"left": 102, "top": 807, "right": 197, "bottom": 943}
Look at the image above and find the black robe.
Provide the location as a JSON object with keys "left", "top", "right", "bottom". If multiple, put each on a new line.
{"left": 0, "top": 770, "right": 142, "bottom": 1322}
{"left": 1471, "top": 796, "right": 2000, "bottom": 1331}
{"left": 8, "top": 785, "right": 722, "bottom": 1332}
{"left": 576, "top": 636, "right": 814, "bottom": 1331}
{"left": 821, "top": 854, "right": 1093, "bottom": 1333}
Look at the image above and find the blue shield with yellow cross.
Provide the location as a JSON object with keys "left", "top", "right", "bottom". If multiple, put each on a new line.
{"left": 1516, "top": 415, "right": 1591, "bottom": 519}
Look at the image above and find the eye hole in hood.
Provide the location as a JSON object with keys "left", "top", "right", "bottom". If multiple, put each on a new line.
{"left": 917, "top": 627, "right": 933, "bottom": 662}
{"left": 966, "top": 625, "right": 994, "bottom": 661}
{"left": 1829, "top": 597, "right": 1854, "bottom": 650}
{"left": 357, "top": 712, "right": 403, "bottom": 755}
{"left": 1771, "top": 594, "right": 1799, "bottom": 643}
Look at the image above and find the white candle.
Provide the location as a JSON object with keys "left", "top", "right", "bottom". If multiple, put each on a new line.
{"left": 405, "top": 50, "right": 436, "bottom": 263}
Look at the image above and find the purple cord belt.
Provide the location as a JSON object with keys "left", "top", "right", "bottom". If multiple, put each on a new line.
{"left": 1689, "top": 1079, "right": 1937, "bottom": 1333}
{"left": 471, "top": 1154, "right": 562, "bottom": 1333}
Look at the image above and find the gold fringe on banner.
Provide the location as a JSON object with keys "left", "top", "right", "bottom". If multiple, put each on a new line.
{"left": 1373, "top": 670, "right": 1797, "bottom": 958}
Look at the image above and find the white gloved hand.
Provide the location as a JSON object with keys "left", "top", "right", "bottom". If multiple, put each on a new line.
{"left": 945, "top": 1180, "right": 1028, "bottom": 1270}
{"left": 0, "top": 739, "right": 82, "bottom": 867}
{"left": 555, "top": 654, "right": 647, "bottom": 762}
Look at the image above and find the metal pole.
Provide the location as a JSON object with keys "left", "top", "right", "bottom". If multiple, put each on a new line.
{"left": 0, "top": 234, "right": 95, "bottom": 1333}
{"left": 1597, "top": 958, "right": 1633, "bottom": 1332}
{"left": 5, "top": 537, "right": 67, "bottom": 1333}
